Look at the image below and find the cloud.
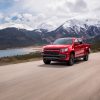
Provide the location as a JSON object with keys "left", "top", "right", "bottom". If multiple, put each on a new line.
{"left": 0, "top": 13, "right": 4, "bottom": 23}
{"left": 0, "top": 0, "right": 100, "bottom": 29}
{"left": 66, "top": 0, "right": 88, "bottom": 12}
{"left": 14, "top": 0, "right": 20, "bottom": 2}
{"left": 0, "top": 13, "right": 3, "bottom": 19}
{"left": 22, "top": 13, "right": 33, "bottom": 21}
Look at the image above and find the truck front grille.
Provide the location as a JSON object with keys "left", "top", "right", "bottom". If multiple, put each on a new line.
{"left": 44, "top": 51, "right": 59, "bottom": 55}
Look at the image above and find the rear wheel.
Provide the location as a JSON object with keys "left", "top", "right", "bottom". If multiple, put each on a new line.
{"left": 83, "top": 53, "right": 89, "bottom": 61}
{"left": 68, "top": 53, "right": 75, "bottom": 66}
{"left": 43, "top": 59, "right": 51, "bottom": 64}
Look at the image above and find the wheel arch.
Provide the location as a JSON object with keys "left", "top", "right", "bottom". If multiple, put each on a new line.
{"left": 70, "top": 51, "right": 75, "bottom": 56}
{"left": 85, "top": 48, "right": 90, "bottom": 54}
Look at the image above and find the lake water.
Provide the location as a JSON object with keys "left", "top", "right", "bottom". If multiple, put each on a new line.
{"left": 0, "top": 47, "right": 41, "bottom": 58}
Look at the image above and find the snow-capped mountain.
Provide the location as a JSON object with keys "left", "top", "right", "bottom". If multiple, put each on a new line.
{"left": 54, "top": 19, "right": 100, "bottom": 38}
{"left": 0, "top": 22, "right": 58, "bottom": 32}
{"left": 63, "top": 19, "right": 100, "bottom": 32}
{"left": 0, "top": 23, "right": 33, "bottom": 31}
{"left": 0, "top": 18, "right": 100, "bottom": 33}
{"left": 0, "top": 18, "right": 100, "bottom": 42}
{"left": 37, "top": 22, "right": 57, "bottom": 32}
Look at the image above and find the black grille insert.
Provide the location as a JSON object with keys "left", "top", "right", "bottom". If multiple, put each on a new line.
{"left": 44, "top": 51, "right": 59, "bottom": 55}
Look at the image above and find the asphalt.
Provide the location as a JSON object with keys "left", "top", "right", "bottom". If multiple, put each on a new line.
{"left": 0, "top": 53, "right": 100, "bottom": 100}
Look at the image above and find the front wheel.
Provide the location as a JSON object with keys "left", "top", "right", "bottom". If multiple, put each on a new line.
{"left": 68, "top": 54, "right": 75, "bottom": 66}
{"left": 43, "top": 59, "right": 51, "bottom": 64}
{"left": 83, "top": 53, "right": 89, "bottom": 61}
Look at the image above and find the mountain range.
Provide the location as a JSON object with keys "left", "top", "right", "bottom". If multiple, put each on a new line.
{"left": 0, "top": 19, "right": 100, "bottom": 50}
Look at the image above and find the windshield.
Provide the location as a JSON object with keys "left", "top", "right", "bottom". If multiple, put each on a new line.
{"left": 53, "top": 38, "right": 73, "bottom": 45}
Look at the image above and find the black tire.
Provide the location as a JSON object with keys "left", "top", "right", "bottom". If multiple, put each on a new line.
{"left": 43, "top": 59, "right": 51, "bottom": 64}
{"left": 68, "top": 53, "right": 75, "bottom": 66}
{"left": 83, "top": 53, "right": 89, "bottom": 61}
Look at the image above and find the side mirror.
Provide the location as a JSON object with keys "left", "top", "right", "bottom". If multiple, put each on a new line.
{"left": 79, "top": 41, "right": 83, "bottom": 44}
{"left": 74, "top": 42, "right": 79, "bottom": 45}
{"left": 78, "top": 39, "right": 83, "bottom": 44}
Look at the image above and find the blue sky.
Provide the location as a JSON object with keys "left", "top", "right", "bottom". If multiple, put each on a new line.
{"left": 0, "top": 0, "right": 100, "bottom": 28}
{"left": 0, "top": 0, "right": 15, "bottom": 13}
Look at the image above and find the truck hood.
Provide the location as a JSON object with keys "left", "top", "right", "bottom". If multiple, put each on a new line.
{"left": 43, "top": 45, "right": 71, "bottom": 49}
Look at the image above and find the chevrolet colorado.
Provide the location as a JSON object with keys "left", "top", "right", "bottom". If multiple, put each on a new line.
{"left": 42, "top": 37, "right": 90, "bottom": 66}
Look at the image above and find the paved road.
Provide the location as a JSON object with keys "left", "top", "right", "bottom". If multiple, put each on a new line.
{"left": 0, "top": 53, "right": 100, "bottom": 100}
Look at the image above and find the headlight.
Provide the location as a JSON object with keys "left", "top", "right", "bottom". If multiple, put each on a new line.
{"left": 60, "top": 48, "right": 68, "bottom": 52}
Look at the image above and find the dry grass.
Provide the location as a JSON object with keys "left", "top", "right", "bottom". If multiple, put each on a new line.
{"left": 0, "top": 52, "right": 42, "bottom": 66}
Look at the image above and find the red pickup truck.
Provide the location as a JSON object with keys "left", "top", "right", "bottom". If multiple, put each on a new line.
{"left": 42, "top": 37, "right": 90, "bottom": 66}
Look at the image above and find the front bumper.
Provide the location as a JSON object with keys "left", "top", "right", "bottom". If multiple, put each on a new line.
{"left": 42, "top": 53, "right": 67, "bottom": 61}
